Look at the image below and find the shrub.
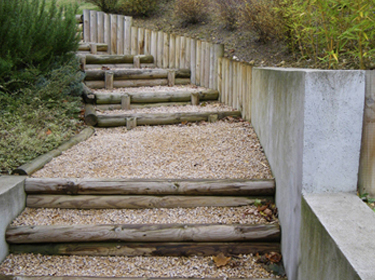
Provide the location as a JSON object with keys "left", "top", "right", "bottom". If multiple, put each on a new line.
{"left": 84, "top": 0, "right": 119, "bottom": 13}
{"left": 0, "top": 59, "right": 84, "bottom": 174}
{"left": 214, "top": 0, "right": 241, "bottom": 30}
{"left": 174, "top": 0, "right": 208, "bottom": 25}
{"left": 0, "top": 0, "right": 79, "bottom": 83}
{"left": 117, "top": 0, "right": 158, "bottom": 17}
{"left": 238, "top": 0, "right": 284, "bottom": 43}
{"left": 276, "top": 0, "right": 375, "bottom": 69}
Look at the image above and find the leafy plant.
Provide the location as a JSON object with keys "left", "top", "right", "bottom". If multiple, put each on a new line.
{"left": 214, "top": 0, "right": 241, "bottom": 30}
{"left": 83, "top": 0, "right": 119, "bottom": 13}
{"left": 117, "top": 0, "right": 158, "bottom": 17}
{"left": 173, "top": 0, "right": 208, "bottom": 25}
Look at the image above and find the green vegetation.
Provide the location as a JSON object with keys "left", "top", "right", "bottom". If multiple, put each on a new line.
{"left": 0, "top": 0, "right": 84, "bottom": 174}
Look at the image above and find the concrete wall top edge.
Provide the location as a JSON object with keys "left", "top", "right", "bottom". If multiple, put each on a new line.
{"left": 304, "top": 193, "right": 375, "bottom": 279}
{"left": 0, "top": 176, "right": 27, "bottom": 195}
{"left": 254, "top": 67, "right": 366, "bottom": 74}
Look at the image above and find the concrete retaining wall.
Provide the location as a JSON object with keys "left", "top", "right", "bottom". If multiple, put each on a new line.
{"left": 0, "top": 176, "right": 26, "bottom": 262}
{"left": 299, "top": 193, "right": 375, "bottom": 279}
{"left": 251, "top": 68, "right": 366, "bottom": 279}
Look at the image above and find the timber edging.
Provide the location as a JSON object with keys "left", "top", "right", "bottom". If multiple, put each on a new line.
{"left": 12, "top": 127, "right": 95, "bottom": 176}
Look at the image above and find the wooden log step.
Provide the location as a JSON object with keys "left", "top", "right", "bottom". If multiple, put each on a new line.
{"left": 85, "top": 69, "right": 190, "bottom": 81}
{"left": 97, "top": 111, "right": 241, "bottom": 127}
{"left": 1, "top": 276, "right": 286, "bottom": 280}
{"left": 25, "top": 178, "right": 275, "bottom": 196}
{"left": 85, "top": 54, "right": 154, "bottom": 65}
{"left": 85, "top": 79, "right": 191, "bottom": 89}
{"left": 85, "top": 63, "right": 155, "bottom": 70}
{"left": 95, "top": 89, "right": 219, "bottom": 104}
{"left": 6, "top": 223, "right": 281, "bottom": 244}
{"left": 9, "top": 241, "right": 280, "bottom": 256}
{"left": 96, "top": 102, "right": 191, "bottom": 110}
{"left": 26, "top": 195, "right": 273, "bottom": 209}
{"left": 78, "top": 43, "right": 108, "bottom": 52}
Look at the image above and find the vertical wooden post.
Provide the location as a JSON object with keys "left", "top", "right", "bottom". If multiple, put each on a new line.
{"left": 228, "top": 60, "right": 233, "bottom": 107}
{"left": 79, "top": 55, "right": 86, "bottom": 71}
{"left": 144, "top": 29, "right": 152, "bottom": 55}
{"left": 190, "top": 39, "right": 196, "bottom": 85}
{"left": 169, "top": 34, "right": 176, "bottom": 69}
{"left": 97, "top": 12, "right": 104, "bottom": 43}
{"left": 133, "top": 56, "right": 141, "bottom": 69}
{"left": 110, "top": 14, "right": 117, "bottom": 54}
{"left": 180, "top": 36, "right": 186, "bottom": 69}
{"left": 124, "top": 17, "right": 132, "bottom": 55}
{"left": 186, "top": 37, "right": 191, "bottom": 70}
{"left": 359, "top": 71, "right": 375, "bottom": 197}
{"left": 122, "top": 94, "right": 131, "bottom": 110}
{"left": 241, "top": 63, "right": 247, "bottom": 119}
{"left": 138, "top": 28, "right": 145, "bottom": 55}
{"left": 131, "top": 27, "right": 138, "bottom": 56}
{"left": 151, "top": 31, "right": 158, "bottom": 65}
{"left": 90, "top": 43, "right": 97, "bottom": 55}
{"left": 127, "top": 117, "right": 137, "bottom": 130}
{"left": 195, "top": 40, "right": 202, "bottom": 86}
{"left": 191, "top": 92, "right": 200, "bottom": 105}
{"left": 83, "top": 10, "right": 90, "bottom": 42}
{"left": 163, "top": 33, "right": 170, "bottom": 69}
{"left": 90, "top": 11, "right": 97, "bottom": 43}
{"left": 246, "top": 65, "right": 252, "bottom": 121}
{"left": 104, "top": 13, "right": 110, "bottom": 54}
{"left": 200, "top": 42, "right": 206, "bottom": 87}
{"left": 233, "top": 61, "right": 238, "bottom": 110}
{"left": 217, "top": 57, "right": 223, "bottom": 102}
{"left": 175, "top": 35, "right": 181, "bottom": 69}
{"left": 213, "top": 44, "right": 224, "bottom": 90}
{"left": 117, "top": 15, "right": 124, "bottom": 55}
{"left": 209, "top": 43, "right": 215, "bottom": 89}
{"left": 205, "top": 42, "right": 210, "bottom": 88}
{"left": 168, "top": 70, "right": 175, "bottom": 86}
{"left": 105, "top": 71, "right": 114, "bottom": 89}
{"left": 208, "top": 114, "right": 218, "bottom": 123}
{"left": 156, "top": 31, "right": 164, "bottom": 68}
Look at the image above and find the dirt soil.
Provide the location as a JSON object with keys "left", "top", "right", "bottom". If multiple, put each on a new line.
{"left": 133, "top": 0, "right": 303, "bottom": 69}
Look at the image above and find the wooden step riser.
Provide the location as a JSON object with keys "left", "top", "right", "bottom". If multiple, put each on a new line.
{"left": 94, "top": 90, "right": 219, "bottom": 105}
{"left": 85, "top": 64, "right": 156, "bottom": 70}
{"left": 96, "top": 111, "right": 241, "bottom": 127}
{"left": 96, "top": 102, "right": 192, "bottom": 110}
{"left": 9, "top": 242, "right": 280, "bottom": 257}
{"left": 6, "top": 224, "right": 280, "bottom": 244}
{"left": 85, "top": 69, "right": 189, "bottom": 81}
{"left": 25, "top": 178, "right": 275, "bottom": 196}
{"left": 85, "top": 79, "right": 190, "bottom": 89}
{"left": 84, "top": 54, "right": 154, "bottom": 65}
{"left": 26, "top": 195, "right": 273, "bottom": 209}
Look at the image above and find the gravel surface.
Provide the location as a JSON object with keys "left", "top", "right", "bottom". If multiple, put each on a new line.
{"left": 32, "top": 121, "right": 272, "bottom": 179}
{"left": 0, "top": 254, "right": 282, "bottom": 278}
{"left": 93, "top": 85, "right": 209, "bottom": 94}
{"left": 96, "top": 102, "right": 235, "bottom": 115}
{"left": 11, "top": 206, "right": 276, "bottom": 226}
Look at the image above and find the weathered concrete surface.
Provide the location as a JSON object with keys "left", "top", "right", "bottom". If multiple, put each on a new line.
{"left": 0, "top": 176, "right": 26, "bottom": 262}
{"left": 251, "top": 68, "right": 365, "bottom": 280}
{"left": 299, "top": 193, "right": 375, "bottom": 280}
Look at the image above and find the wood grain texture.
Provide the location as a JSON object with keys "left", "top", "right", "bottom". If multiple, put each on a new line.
{"left": 78, "top": 43, "right": 108, "bottom": 52}
{"left": 25, "top": 178, "right": 275, "bottom": 195}
{"left": 6, "top": 223, "right": 280, "bottom": 243}
{"left": 85, "top": 54, "right": 153, "bottom": 65}
{"left": 84, "top": 104, "right": 98, "bottom": 126}
{"left": 26, "top": 195, "right": 273, "bottom": 209}
{"left": 96, "top": 111, "right": 241, "bottom": 127}
{"left": 96, "top": 102, "right": 191, "bottom": 111}
{"left": 10, "top": 241, "right": 280, "bottom": 256}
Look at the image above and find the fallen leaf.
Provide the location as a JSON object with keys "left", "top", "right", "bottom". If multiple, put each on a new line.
{"left": 213, "top": 252, "right": 231, "bottom": 267}
{"left": 266, "top": 252, "right": 282, "bottom": 263}
{"left": 46, "top": 129, "right": 52, "bottom": 135}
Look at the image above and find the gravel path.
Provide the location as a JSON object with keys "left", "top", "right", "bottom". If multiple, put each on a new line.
{"left": 93, "top": 85, "right": 208, "bottom": 94}
{"left": 11, "top": 206, "right": 276, "bottom": 226}
{"left": 96, "top": 102, "right": 236, "bottom": 115}
{"left": 32, "top": 121, "right": 273, "bottom": 179}
{"left": 0, "top": 254, "right": 282, "bottom": 278}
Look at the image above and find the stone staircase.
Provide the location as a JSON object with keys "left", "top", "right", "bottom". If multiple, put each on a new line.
{"left": 0, "top": 43, "right": 286, "bottom": 279}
